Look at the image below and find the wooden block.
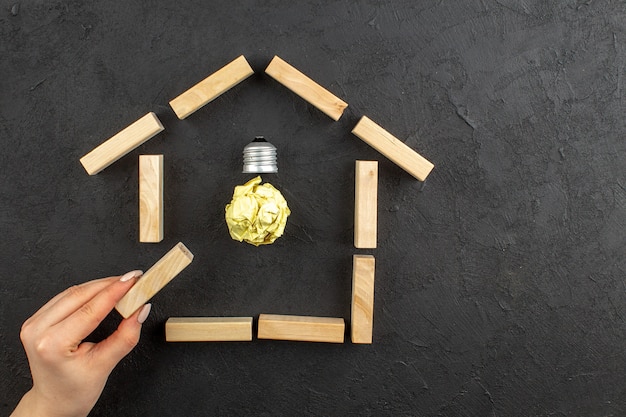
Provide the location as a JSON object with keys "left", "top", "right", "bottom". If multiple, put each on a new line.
{"left": 139, "top": 155, "right": 164, "bottom": 243}
{"left": 116, "top": 242, "right": 193, "bottom": 318}
{"left": 265, "top": 56, "right": 348, "bottom": 121}
{"left": 351, "top": 255, "right": 375, "bottom": 344}
{"left": 80, "top": 112, "right": 164, "bottom": 175}
{"left": 165, "top": 317, "right": 253, "bottom": 342}
{"left": 258, "top": 314, "right": 345, "bottom": 343}
{"left": 355, "top": 160, "right": 378, "bottom": 249}
{"left": 351, "top": 116, "right": 434, "bottom": 181}
{"left": 169, "top": 55, "right": 254, "bottom": 119}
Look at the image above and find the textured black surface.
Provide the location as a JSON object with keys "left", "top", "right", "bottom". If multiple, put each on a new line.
{"left": 1, "top": 1, "right": 626, "bottom": 416}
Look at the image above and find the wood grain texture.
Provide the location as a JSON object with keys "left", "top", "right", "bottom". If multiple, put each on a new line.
{"left": 139, "top": 155, "right": 163, "bottom": 243}
{"left": 265, "top": 55, "right": 348, "bottom": 121}
{"left": 355, "top": 160, "right": 378, "bottom": 249}
{"left": 116, "top": 242, "right": 194, "bottom": 318}
{"left": 258, "top": 314, "right": 345, "bottom": 343}
{"left": 169, "top": 55, "right": 254, "bottom": 119}
{"left": 80, "top": 112, "right": 164, "bottom": 175}
{"left": 351, "top": 254, "right": 375, "bottom": 344}
{"left": 165, "top": 317, "right": 253, "bottom": 342}
{"left": 351, "top": 116, "right": 434, "bottom": 181}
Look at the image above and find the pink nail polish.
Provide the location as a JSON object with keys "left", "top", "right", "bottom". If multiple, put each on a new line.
{"left": 120, "top": 270, "right": 143, "bottom": 282}
{"left": 137, "top": 304, "right": 152, "bottom": 324}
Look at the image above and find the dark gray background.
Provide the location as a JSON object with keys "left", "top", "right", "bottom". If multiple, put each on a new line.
{"left": 1, "top": 1, "right": 625, "bottom": 416}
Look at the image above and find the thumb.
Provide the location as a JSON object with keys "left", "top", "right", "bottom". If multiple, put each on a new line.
{"left": 91, "top": 304, "right": 151, "bottom": 371}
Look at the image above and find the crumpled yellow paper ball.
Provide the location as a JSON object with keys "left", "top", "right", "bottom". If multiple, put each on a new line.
{"left": 225, "top": 176, "right": 291, "bottom": 246}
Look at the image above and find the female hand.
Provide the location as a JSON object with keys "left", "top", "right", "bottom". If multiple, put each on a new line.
{"left": 11, "top": 271, "right": 151, "bottom": 417}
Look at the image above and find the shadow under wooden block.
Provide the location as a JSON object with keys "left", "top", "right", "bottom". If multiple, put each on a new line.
{"left": 115, "top": 242, "right": 193, "bottom": 318}
{"left": 165, "top": 317, "right": 253, "bottom": 342}
{"left": 258, "top": 314, "right": 345, "bottom": 343}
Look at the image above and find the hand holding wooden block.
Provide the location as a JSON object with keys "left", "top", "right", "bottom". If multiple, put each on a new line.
{"left": 258, "top": 314, "right": 345, "bottom": 343}
{"left": 169, "top": 55, "right": 254, "bottom": 119}
{"left": 351, "top": 255, "right": 375, "bottom": 344}
{"left": 352, "top": 116, "right": 434, "bottom": 181}
{"left": 166, "top": 317, "right": 253, "bottom": 342}
{"left": 116, "top": 242, "right": 193, "bottom": 318}
{"left": 355, "top": 160, "right": 378, "bottom": 249}
{"left": 80, "top": 112, "right": 164, "bottom": 175}
{"left": 265, "top": 56, "right": 348, "bottom": 121}
{"left": 139, "top": 155, "right": 164, "bottom": 243}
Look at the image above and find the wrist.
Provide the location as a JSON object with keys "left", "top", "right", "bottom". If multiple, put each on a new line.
{"left": 11, "top": 389, "right": 49, "bottom": 417}
{"left": 11, "top": 389, "right": 89, "bottom": 417}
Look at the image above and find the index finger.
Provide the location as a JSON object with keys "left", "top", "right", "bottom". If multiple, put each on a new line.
{"left": 25, "top": 276, "right": 120, "bottom": 328}
{"left": 54, "top": 276, "right": 141, "bottom": 347}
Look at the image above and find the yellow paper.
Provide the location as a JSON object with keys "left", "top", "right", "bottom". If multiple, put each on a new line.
{"left": 225, "top": 176, "right": 291, "bottom": 246}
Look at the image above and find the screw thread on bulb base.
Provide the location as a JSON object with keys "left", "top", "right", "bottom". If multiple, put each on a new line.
{"left": 243, "top": 136, "right": 278, "bottom": 173}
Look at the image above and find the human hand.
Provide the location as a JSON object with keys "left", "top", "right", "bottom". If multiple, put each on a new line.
{"left": 11, "top": 271, "right": 151, "bottom": 417}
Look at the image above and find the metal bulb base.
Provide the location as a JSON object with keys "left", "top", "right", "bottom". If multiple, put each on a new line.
{"left": 243, "top": 136, "right": 278, "bottom": 174}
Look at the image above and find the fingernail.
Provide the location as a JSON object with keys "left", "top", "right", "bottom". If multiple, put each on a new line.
{"left": 120, "top": 270, "right": 143, "bottom": 282}
{"left": 137, "top": 303, "right": 151, "bottom": 324}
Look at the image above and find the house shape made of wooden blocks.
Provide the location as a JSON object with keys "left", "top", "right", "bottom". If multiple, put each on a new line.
{"left": 79, "top": 55, "right": 435, "bottom": 344}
